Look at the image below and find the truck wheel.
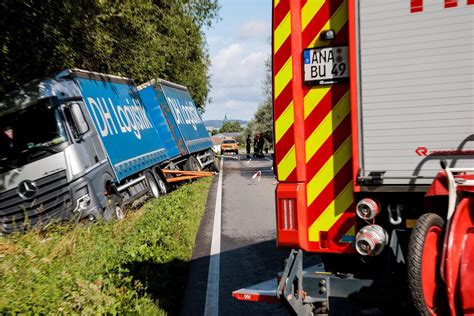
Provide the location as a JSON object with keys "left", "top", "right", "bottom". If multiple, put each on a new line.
{"left": 209, "top": 151, "right": 220, "bottom": 172}
{"left": 145, "top": 171, "right": 160, "bottom": 198}
{"left": 184, "top": 155, "right": 201, "bottom": 172}
{"left": 103, "top": 194, "right": 124, "bottom": 220}
{"left": 407, "top": 213, "right": 446, "bottom": 316}
{"left": 157, "top": 178, "right": 168, "bottom": 195}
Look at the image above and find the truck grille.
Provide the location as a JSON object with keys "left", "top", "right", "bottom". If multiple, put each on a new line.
{"left": 0, "top": 170, "right": 72, "bottom": 233}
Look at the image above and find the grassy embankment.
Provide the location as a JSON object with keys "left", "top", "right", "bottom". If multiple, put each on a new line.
{"left": 0, "top": 177, "right": 211, "bottom": 315}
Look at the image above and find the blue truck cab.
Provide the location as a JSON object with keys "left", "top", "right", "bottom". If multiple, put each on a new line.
{"left": 0, "top": 69, "right": 216, "bottom": 233}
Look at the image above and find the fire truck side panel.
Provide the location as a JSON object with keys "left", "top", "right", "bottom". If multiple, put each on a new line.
{"left": 355, "top": 0, "right": 474, "bottom": 186}
{"left": 273, "top": 0, "right": 357, "bottom": 254}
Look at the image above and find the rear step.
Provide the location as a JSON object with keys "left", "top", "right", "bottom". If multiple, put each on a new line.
{"left": 233, "top": 250, "right": 400, "bottom": 314}
{"left": 232, "top": 278, "right": 280, "bottom": 304}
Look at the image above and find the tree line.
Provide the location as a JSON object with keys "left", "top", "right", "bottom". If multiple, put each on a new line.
{"left": 0, "top": 0, "right": 219, "bottom": 110}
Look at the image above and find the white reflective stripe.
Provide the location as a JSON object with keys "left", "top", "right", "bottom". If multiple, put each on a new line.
{"left": 204, "top": 158, "right": 224, "bottom": 315}
{"left": 283, "top": 199, "right": 288, "bottom": 230}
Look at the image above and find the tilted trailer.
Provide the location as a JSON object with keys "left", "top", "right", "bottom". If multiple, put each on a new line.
{"left": 234, "top": 0, "right": 474, "bottom": 314}
{"left": 0, "top": 69, "right": 217, "bottom": 233}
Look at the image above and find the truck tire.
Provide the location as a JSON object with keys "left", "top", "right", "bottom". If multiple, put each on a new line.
{"left": 209, "top": 151, "right": 220, "bottom": 172}
{"left": 103, "top": 194, "right": 124, "bottom": 220}
{"left": 184, "top": 155, "right": 201, "bottom": 172}
{"left": 407, "top": 213, "right": 446, "bottom": 316}
{"left": 157, "top": 178, "right": 167, "bottom": 195}
{"left": 145, "top": 171, "right": 160, "bottom": 198}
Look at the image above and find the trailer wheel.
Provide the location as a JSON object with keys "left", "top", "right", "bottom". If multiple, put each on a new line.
{"left": 208, "top": 151, "right": 220, "bottom": 172}
{"left": 408, "top": 213, "right": 446, "bottom": 316}
{"left": 157, "top": 178, "right": 167, "bottom": 195}
{"left": 184, "top": 155, "right": 201, "bottom": 172}
{"left": 103, "top": 194, "right": 124, "bottom": 220}
{"left": 145, "top": 171, "right": 160, "bottom": 198}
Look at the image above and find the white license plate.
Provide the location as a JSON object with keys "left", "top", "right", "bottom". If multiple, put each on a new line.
{"left": 303, "top": 46, "right": 349, "bottom": 85}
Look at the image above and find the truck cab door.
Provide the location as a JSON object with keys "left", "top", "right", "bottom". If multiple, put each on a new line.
{"left": 62, "top": 101, "right": 106, "bottom": 171}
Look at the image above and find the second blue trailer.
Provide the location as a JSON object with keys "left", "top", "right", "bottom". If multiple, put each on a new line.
{"left": 138, "top": 79, "right": 215, "bottom": 171}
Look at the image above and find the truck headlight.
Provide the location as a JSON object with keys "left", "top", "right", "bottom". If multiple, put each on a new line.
{"left": 73, "top": 186, "right": 91, "bottom": 213}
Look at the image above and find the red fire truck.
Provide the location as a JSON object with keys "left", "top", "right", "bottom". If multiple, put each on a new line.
{"left": 233, "top": 0, "right": 474, "bottom": 314}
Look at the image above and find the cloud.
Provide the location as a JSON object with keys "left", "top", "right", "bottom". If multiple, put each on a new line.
{"left": 237, "top": 20, "right": 270, "bottom": 39}
{"left": 205, "top": 100, "right": 256, "bottom": 121}
{"left": 203, "top": 42, "right": 270, "bottom": 120}
{"left": 211, "top": 43, "right": 268, "bottom": 88}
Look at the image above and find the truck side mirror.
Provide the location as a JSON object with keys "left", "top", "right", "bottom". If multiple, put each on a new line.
{"left": 64, "top": 103, "right": 89, "bottom": 139}
{"left": 68, "top": 103, "right": 89, "bottom": 138}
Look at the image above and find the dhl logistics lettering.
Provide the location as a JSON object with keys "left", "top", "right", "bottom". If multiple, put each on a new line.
{"left": 166, "top": 97, "right": 200, "bottom": 131}
{"left": 87, "top": 97, "right": 153, "bottom": 140}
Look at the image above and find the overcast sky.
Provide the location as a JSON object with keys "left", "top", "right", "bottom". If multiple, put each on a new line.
{"left": 202, "top": 0, "right": 272, "bottom": 121}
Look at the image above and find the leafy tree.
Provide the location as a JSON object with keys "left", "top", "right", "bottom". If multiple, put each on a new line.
{"left": 246, "top": 55, "right": 274, "bottom": 147}
{"left": 0, "top": 0, "right": 219, "bottom": 110}
{"left": 219, "top": 121, "right": 242, "bottom": 133}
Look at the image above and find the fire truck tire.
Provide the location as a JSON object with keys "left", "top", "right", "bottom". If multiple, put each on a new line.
{"left": 408, "top": 213, "right": 446, "bottom": 316}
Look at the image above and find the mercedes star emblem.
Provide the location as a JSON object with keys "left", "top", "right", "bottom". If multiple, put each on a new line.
{"left": 17, "top": 180, "right": 38, "bottom": 200}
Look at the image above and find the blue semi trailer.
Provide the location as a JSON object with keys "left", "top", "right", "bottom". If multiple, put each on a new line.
{"left": 0, "top": 69, "right": 217, "bottom": 233}
{"left": 138, "top": 79, "right": 216, "bottom": 171}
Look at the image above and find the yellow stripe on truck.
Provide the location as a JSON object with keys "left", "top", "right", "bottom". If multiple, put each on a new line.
{"left": 301, "top": 0, "right": 325, "bottom": 31}
{"left": 308, "top": 0, "right": 348, "bottom": 48}
{"left": 306, "top": 136, "right": 352, "bottom": 206}
{"left": 277, "top": 146, "right": 296, "bottom": 181}
{"left": 308, "top": 181, "right": 353, "bottom": 242}
{"left": 303, "top": 86, "right": 331, "bottom": 119}
{"left": 274, "top": 57, "right": 292, "bottom": 100}
{"left": 305, "top": 91, "right": 350, "bottom": 162}
{"left": 275, "top": 101, "right": 294, "bottom": 143}
{"left": 274, "top": 12, "right": 291, "bottom": 53}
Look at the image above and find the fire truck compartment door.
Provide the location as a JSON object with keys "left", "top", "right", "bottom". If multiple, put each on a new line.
{"left": 355, "top": 0, "right": 474, "bottom": 186}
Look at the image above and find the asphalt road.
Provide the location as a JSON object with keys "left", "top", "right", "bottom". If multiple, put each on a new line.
{"left": 181, "top": 153, "right": 291, "bottom": 315}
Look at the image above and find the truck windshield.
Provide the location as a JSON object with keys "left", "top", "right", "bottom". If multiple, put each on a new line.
{"left": 0, "top": 103, "right": 68, "bottom": 172}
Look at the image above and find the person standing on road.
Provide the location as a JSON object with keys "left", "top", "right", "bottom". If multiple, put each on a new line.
{"left": 246, "top": 135, "right": 252, "bottom": 158}
{"left": 253, "top": 135, "right": 259, "bottom": 157}
{"left": 257, "top": 134, "right": 265, "bottom": 158}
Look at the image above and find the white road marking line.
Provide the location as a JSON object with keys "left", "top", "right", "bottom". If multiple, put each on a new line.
{"left": 204, "top": 157, "right": 224, "bottom": 316}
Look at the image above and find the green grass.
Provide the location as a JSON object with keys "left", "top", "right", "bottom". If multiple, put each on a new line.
{"left": 0, "top": 177, "right": 212, "bottom": 315}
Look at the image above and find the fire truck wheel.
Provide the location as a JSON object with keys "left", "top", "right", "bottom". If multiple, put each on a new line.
{"left": 408, "top": 213, "right": 446, "bottom": 316}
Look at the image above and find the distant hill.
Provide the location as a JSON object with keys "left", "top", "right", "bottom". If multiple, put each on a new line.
{"left": 204, "top": 119, "right": 248, "bottom": 129}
